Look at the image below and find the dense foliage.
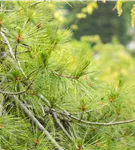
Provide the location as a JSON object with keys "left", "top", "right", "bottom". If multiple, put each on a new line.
{"left": 0, "top": 1, "right": 135, "bottom": 150}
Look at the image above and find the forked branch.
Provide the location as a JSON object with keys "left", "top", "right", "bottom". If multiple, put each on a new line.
{"left": 13, "top": 96, "right": 64, "bottom": 150}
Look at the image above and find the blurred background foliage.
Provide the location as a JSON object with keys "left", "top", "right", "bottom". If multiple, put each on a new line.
{"left": 56, "top": 1, "right": 134, "bottom": 44}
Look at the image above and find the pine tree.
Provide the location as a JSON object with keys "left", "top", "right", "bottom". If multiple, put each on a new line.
{"left": 1, "top": 1, "right": 135, "bottom": 150}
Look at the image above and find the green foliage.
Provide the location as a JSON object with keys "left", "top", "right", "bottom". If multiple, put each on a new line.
{"left": 0, "top": 1, "right": 135, "bottom": 150}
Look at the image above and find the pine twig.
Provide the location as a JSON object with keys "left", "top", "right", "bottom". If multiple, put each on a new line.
{"left": 52, "top": 71, "right": 78, "bottom": 80}
{"left": 51, "top": 111, "right": 74, "bottom": 142}
{"left": 29, "top": 0, "right": 44, "bottom": 7}
{"left": 26, "top": 94, "right": 135, "bottom": 126}
{"left": 58, "top": 110, "right": 135, "bottom": 126}
{"left": 38, "top": 94, "right": 75, "bottom": 142}
{"left": 0, "top": 31, "right": 26, "bottom": 78}
{"left": 38, "top": 94, "right": 51, "bottom": 107}
{"left": 0, "top": 83, "right": 32, "bottom": 95}
{"left": 13, "top": 96, "right": 64, "bottom": 150}
{"left": 0, "top": 31, "right": 15, "bottom": 59}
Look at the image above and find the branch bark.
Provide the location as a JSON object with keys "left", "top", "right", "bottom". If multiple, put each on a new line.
{"left": 0, "top": 83, "right": 32, "bottom": 95}
{"left": 57, "top": 110, "right": 135, "bottom": 126}
{"left": 39, "top": 95, "right": 135, "bottom": 126}
{"left": 0, "top": 31, "right": 26, "bottom": 77}
{"left": 13, "top": 96, "right": 64, "bottom": 150}
{"left": 51, "top": 111, "right": 74, "bottom": 142}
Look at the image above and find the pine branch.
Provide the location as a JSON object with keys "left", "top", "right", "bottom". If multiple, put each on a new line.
{"left": 13, "top": 95, "right": 64, "bottom": 150}
{"left": 38, "top": 94, "right": 75, "bottom": 142}
{"left": 0, "top": 31, "right": 15, "bottom": 59}
{"left": 38, "top": 95, "right": 135, "bottom": 126}
{"left": 52, "top": 70, "right": 95, "bottom": 80}
{"left": 0, "top": 83, "right": 32, "bottom": 95}
{"left": 38, "top": 94, "right": 50, "bottom": 107}
{"left": 57, "top": 109, "right": 135, "bottom": 126}
{"left": 29, "top": 0, "right": 44, "bottom": 7}
{"left": 16, "top": 50, "right": 30, "bottom": 54}
{"left": 0, "top": 99, "right": 4, "bottom": 116}
{"left": 0, "top": 31, "right": 26, "bottom": 78}
{"left": 51, "top": 111, "right": 74, "bottom": 142}
{"left": 52, "top": 71, "right": 78, "bottom": 79}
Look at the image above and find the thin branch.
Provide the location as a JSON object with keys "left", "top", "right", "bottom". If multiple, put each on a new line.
{"left": 16, "top": 50, "right": 30, "bottom": 54}
{"left": 38, "top": 94, "right": 51, "bottom": 107}
{"left": 37, "top": 95, "right": 75, "bottom": 141}
{"left": 25, "top": 67, "right": 43, "bottom": 80}
{"left": 51, "top": 111, "right": 74, "bottom": 142}
{"left": 35, "top": 94, "right": 74, "bottom": 141}
{"left": 52, "top": 70, "right": 95, "bottom": 80}
{"left": 29, "top": 0, "right": 44, "bottom": 7}
{"left": 52, "top": 71, "right": 78, "bottom": 80}
{"left": 109, "top": 115, "right": 119, "bottom": 123}
{"left": 1, "top": 31, "right": 15, "bottom": 59}
{"left": 15, "top": 44, "right": 18, "bottom": 59}
{"left": 0, "top": 99, "right": 4, "bottom": 116}
{"left": 0, "top": 50, "right": 29, "bottom": 58}
{"left": 0, "top": 31, "right": 26, "bottom": 78}
{"left": 13, "top": 96, "right": 64, "bottom": 150}
{"left": 36, "top": 95, "right": 135, "bottom": 126}
{"left": 57, "top": 110, "right": 135, "bottom": 126}
{"left": 0, "top": 83, "right": 32, "bottom": 95}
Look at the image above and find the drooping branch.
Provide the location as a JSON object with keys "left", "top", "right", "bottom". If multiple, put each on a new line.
{"left": 39, "top": 94, "right": 135, "bottom": 126}
{"left": 56, "top": 109, "right": 135, "bottom": 126}
{"left": 13, "top": 96, "right": 64, "bottom": 150}
{"left": 38, "top": 94, "right": 135, "bottom": 126}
